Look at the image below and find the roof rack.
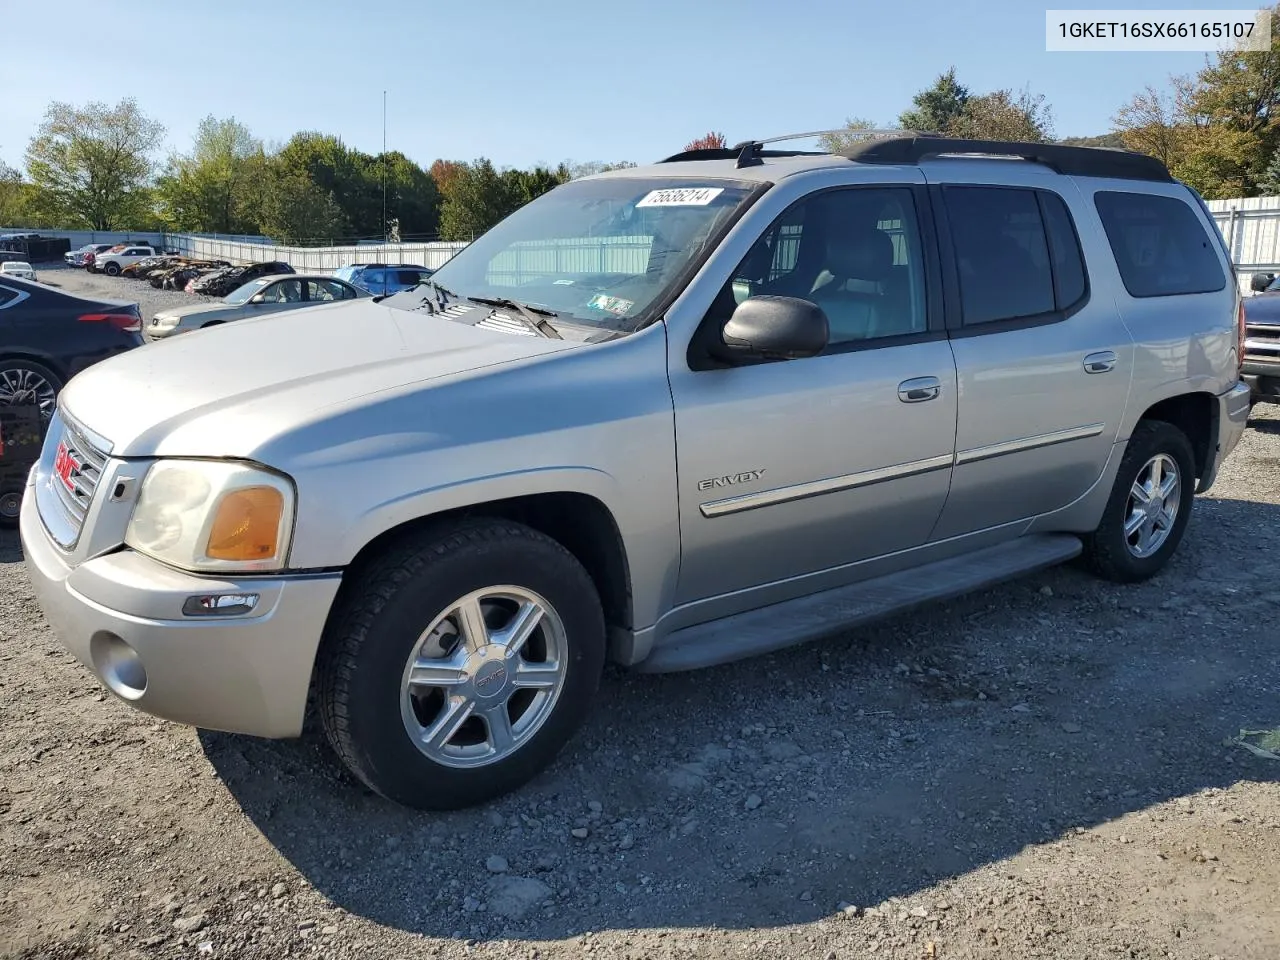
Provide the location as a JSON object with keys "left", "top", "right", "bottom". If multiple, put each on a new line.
{"left": 660, "top": 129, "right": 935, "bottom": 169}
{"left": 841, "top": 135, "right": 1173, "bottom": 182}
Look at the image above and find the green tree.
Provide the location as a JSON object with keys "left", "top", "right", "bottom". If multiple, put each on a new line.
{"left": 438, "top": 159, "right": 522, "bottom": 241}
{"left": 155, "top": 116, "right": 262, "bottom": 233}
{"left": 898, "top": 67, "right": 970, "bottom": 133}
{"left": 949, "top": 88, "right": 1055, "bottom": 142}
{"left": 257, "top": 169, "right": 347, "bottom": 244}
{"left": 361, "top": 150, "right": 441, "bottom": 239}
{"left": 0, "top": 161, "right": 43, "bottom": 227}
{"left": 24, "top": 99, "right": 164, "bottom": 229}
{"left": 818, "top": 118, "right": 880, "bottom": 153}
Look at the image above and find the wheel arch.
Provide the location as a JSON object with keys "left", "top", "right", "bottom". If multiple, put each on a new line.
{"left": 1135, "top": 391, "right": 1216, "bottom": 482}
{"left": 334, "top": 491, "right": 634, "bottom": 634}
{"left": 0, "top": 350, "right": 69, "bottom": 384}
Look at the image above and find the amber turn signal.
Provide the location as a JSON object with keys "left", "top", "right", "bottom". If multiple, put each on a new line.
{"left": 206, "top": 486, "right": 285, "bottom": 562}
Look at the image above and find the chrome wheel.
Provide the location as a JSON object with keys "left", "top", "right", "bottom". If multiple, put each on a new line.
{"left": 1124, "top": 453, "right": 1180, "bottom": 558}
{"left": 400, "top": 586, "right": 568, "bottom": 769}
{"left": 0, "top": 365, "right": 57, "bottom": 422}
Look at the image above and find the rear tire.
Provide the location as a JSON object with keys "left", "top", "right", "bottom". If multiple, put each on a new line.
{"left": 0, "top": 486, "right": 21, "bottom": 529}
{"left": 1082, "top": 420, "right": 1196, "bottom": 583}
{"left": 316, "top": 519, "right": 606, "bottom": 810}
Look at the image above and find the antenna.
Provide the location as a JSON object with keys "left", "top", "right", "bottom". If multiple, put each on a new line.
{"left": 381, "top": 90, "right": 388, "bottom": 245}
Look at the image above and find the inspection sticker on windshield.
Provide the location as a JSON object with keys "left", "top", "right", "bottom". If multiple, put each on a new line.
{"left": 636, "top": 187, "right": 724, "bottom": 207}
{"left": 588, "top": 294, "right": 634, "bottom": 316}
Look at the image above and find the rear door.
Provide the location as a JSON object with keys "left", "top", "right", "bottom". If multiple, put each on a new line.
{"left": 925, "top": 170, "right": 1134, "bottom": 540}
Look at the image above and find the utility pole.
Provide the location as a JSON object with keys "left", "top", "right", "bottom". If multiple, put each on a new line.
{"left": 381, "top": 90, "right": 388, "bottom": 243}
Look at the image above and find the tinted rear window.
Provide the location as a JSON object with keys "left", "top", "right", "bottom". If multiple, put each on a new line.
{"left": 1094, "top": 191, "right": 1226, "bottom": 297}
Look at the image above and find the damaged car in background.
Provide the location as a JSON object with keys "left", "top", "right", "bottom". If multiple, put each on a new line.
{"left": 186, "top": 260, "right": 294, "bottom": 298}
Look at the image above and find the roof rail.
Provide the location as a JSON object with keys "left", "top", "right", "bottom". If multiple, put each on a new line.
{"left": 659, "top": 129, "right": 938, "bottom": 168}
{"left": 841, "top": 135, "right": 1173, "bottom": 182}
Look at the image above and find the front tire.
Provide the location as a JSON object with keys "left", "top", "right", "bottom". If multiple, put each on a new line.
{"left": 103, "top": 262, "right": 120, "bottom": 276}
{"left": 1082, "top": 420, "right": 1196, "bottom": 583}
{"left": 317, "top": 519, "right": 606, "bottom": 810}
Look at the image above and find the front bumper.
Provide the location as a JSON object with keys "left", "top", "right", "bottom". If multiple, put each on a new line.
{"left": 19, "top": 482, "right": 343, "bottom": 738}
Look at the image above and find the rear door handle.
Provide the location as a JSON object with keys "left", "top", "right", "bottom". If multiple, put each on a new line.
{"left": 898, "top": 376, "right": 941, "bottom": 403}
{"left": 1084, "top": 350, "right": 1117, "bottom": 374}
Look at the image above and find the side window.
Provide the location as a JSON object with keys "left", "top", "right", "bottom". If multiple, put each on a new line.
{"left": 944, "top": 187, "right": 1055, "bottom": 325}
{"left": 261, "top": 279, "right": 303, "bottom": 303}
{"left": 711, "top": 187, "right": 928, "bottom": 348}
{"left": 306, "top": 279, "right": 348, "bottom": 301}
{"left": 1040, "top": 191, "right": 1087, "bottom": 309}
{"left": 1094, "top": 191, "right": 1226, "bottom": 297}
{"left": 361, "top": 268, "right": 386, "bottom": 289}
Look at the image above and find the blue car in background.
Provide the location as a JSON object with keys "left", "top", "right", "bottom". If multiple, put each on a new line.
{"left": 333, "top": 263, "right": 434, "bottom": 296}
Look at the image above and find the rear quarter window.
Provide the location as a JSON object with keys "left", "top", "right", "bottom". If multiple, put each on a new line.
{"left": 1093, "top": 191, "right": 1226, "bottom": 298}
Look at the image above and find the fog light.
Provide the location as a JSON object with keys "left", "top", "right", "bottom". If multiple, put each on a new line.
{"left": 89, "top": 632, "right": 147, "bottom": 701}
{"left": 182, "top": 593, "right": 260, "bottom": 616}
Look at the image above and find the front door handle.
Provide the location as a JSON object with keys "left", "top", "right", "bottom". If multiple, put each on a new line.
{"left": 1084, "top": 350, "right": 1117, "bottom": 374}
{"left": 898, "top": 376, "right": 941, "bottom": 403}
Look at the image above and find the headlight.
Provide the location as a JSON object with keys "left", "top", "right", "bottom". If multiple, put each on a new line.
{"left": 152, "top": 314, "right": 179, "bottom": 327}
{"left": 125, "top": 460, "right": 295, "bottom": 573}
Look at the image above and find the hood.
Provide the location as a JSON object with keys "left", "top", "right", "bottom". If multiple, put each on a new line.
{"left": 1244, "top": 293, "right": 1280, "bottom": 323}
{"left": 59, "top": 299, "right": 577, "bottom": 458}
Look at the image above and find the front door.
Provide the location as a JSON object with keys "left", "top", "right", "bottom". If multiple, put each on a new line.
{"left": 668, "top": 180, "right": 959, "bottom": 605}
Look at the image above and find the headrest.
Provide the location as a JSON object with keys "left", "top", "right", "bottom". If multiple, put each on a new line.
{"left": 824, "top": 228, "right": 893, "bottom": 283}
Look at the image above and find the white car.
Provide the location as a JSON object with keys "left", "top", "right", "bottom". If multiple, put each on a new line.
{"left": 0, "top": 261, "right": 36, "bottom": 281}
{"left": 92, "top": 245, "right": 155, "bottom": 276}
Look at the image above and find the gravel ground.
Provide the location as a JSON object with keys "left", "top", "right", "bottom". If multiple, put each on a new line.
{"left": 1, "top": 358, "right": 1278, "bottom": 958}
{"left": 36, "top": 263, "right": 217, "bottom": 322}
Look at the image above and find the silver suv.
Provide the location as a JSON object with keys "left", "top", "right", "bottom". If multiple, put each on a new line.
{"left": 20, "top": 134, "right": 1252, "bottom": 810}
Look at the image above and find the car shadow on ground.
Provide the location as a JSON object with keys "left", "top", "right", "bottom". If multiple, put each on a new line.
{"left": 1247, "top": 411, "right": 1280, "bottom": 435}
{"left": 190, "top": 497, "right": 1274, "bottom": 940}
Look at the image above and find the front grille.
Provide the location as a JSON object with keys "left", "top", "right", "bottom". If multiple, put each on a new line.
{"left": 41, "top": 413, "right": 109, "bottom": 546}
{"left": 1245, "top": 321, "right": 1280, "bottom": 364}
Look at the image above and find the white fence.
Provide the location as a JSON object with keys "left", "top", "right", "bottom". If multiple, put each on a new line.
{"left": 163, "top": 235, "right": 470, "bottom": 272}
{"left": 1205, "top": 197, "right": 1280, "bottom": 294}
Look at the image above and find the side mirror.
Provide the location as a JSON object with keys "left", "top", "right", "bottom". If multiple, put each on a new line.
{"left": 249, "top": 294, "right": 265, "bottom": 304}
{"left": 1250, "top": 272, "right": 1275, "bottom": 292}
{"left": 719, "top": 296, "right": 829, "bottom": 361}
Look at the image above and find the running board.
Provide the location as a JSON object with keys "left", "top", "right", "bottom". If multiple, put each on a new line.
{"left": 636, "top": 534, "right": 1083, "bottom": 673}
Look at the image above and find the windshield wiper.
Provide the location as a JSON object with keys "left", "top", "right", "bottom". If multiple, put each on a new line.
{"left": 467, "top": 296, "right": 563, "bottom": 339}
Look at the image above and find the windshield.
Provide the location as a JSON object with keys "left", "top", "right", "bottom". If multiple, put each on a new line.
{"left": 383, "top": 176, "right": 757, "bottom": 331}
{"left": 224, "top": 277, "right": 274, "bottom": 304}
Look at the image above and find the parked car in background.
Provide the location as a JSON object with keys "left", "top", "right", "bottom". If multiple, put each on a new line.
{"left": 0, "top": 262, "right": 36, "bottom": 282}
{"left": 187, "top": 260, "right": 294, "bottom": 298}
{"left": 334, "top": 263, "right": 434, "bottom": 296}
{"left": 1243, "top": 271, "right": 1280, "bottom": 404}
{"left": 65, "top": 243, "right": 116, "bottom": 268}
{"left": 147, "top": 275, "right": 368, "bottom": 340}
{"left": 91, "top": 245, "right": 156, "bottom": 276}
{"left": 0, "top": 276, "right": 142, "bottom": 426}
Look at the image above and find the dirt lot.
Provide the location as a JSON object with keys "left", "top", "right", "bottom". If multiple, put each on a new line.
{"left": 34, "top": 263, "right": 216, "bottom": 323}
{"left": 1, "top": 319, "right": 1278, "bottom": 957}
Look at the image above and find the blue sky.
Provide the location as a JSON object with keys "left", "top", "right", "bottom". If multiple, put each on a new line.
{"left": 0, "top": 0, "right": 1216, "bottom": 172}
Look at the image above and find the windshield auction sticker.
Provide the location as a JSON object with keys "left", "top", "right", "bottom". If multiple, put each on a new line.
{"left": 636, "top": 187, "right": 725, "bottom": 207}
